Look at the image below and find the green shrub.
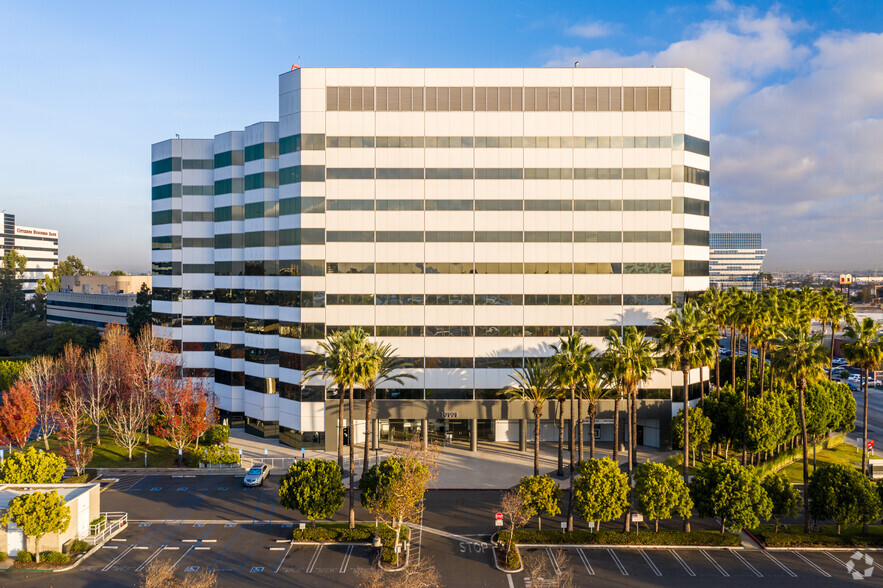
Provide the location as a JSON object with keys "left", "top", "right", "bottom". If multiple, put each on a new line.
{"left": 756, "top": 530, "right": 883, "bottom": 548}
{"left": 0, "top": 551, "right": 7, "bottom": 562}
{"left": 505, "top": 547, "right": 521, "bottom": 570}
{"left": 70, "top": 539, "right": 90, "bottom": 553}
{"left": 291, "top": 523, "right": 409, "bottom": 565}
{"left": 498, "top": 529, "right": 741, "bottom": 547}
{"left": 41, "top": 551, "right": 69, "bottom": 564}
{"left": 90, "top": 515, "right": 106, "bottom": 527}
{"left": 16, "top": 550, "right": 33, "bottom": 563}
{"left": 190, "top": 444, "right": 240, "bottom": 466}
{"left": 199, "top": 424, "right": 230, "bottom": 446}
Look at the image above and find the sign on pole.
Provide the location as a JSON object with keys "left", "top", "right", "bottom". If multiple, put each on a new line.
{"left": 495, "top": 512, "right": 503, "bottom": 527}
{"left": 560, "top": 521, "right": 567, "bottom": 529}
{"left": 178, "top": 448, "right": 183, "bottom": 456}
{"left": 869, "top": 440, "right": 875, "bottom": 449}
{"left": 264, "top": 448, "right": 269, "bottom": 456}
{"left": 631, "top": 513, "right": 643, "bottom": 522}
{"left": 587, "top": 521, "right": 595, "bottom": 529}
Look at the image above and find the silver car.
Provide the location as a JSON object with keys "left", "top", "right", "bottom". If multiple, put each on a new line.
{"left": 243, "top": 464, "right": 270, "bottom": 487}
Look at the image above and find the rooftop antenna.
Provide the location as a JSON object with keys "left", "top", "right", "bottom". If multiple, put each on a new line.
{"left": 175, "top": 134, "right": 180, "bottom": 139}
{"left": 574, "top": 61, "right": 579, "bottom": 67}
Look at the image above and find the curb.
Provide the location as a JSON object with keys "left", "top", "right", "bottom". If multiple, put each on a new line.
{"left": 492, "top": 539, "right": 523, "bottom": 574}
{"left": 765, "top": 546, "right": 883, "bottom": 552}
{"left": 516, "top": 543, "right": 742, "bottom": 550}
{"left": 94, "top": 468, "right": 246, "bottom": 476}
{"left": 378, "top": 540, "right": 410, "bottom": 572}
{"left": 32, "top": 519, "right": 130, "bottom": 573}
{"left": 742, "top": 528, "right": 765, "bottom": 549}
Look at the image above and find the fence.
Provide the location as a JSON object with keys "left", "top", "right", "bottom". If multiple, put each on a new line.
{"left": 86, "top": 512, "right": 127, "bottom": 546}
{"left": 243, "top": 454, "right": 390, "bottom": 476}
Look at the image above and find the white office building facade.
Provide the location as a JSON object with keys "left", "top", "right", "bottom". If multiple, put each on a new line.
{"left": 1, "top": 213, "right": 59, "bottom": 296}
{"left": 152, "top": 67, "right": 710, "bottom": 452}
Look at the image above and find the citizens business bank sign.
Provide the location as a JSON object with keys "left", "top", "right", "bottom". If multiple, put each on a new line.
{"left": 15, "top": 226, "right": 58, "bottom": 238}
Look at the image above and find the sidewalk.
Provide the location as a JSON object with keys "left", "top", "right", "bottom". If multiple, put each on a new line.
{"left": 227, "top": 429, "right": 675, "bottom": 489}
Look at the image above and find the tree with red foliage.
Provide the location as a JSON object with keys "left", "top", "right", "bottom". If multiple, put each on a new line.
{"left": 56, "top": 342, "right": 93, "bottom": 474}
{"left": 154, "top": 378, "right": 217, "bottom": 466}
{"left": 0, "top": 381, "right": 37, "bottom": 448}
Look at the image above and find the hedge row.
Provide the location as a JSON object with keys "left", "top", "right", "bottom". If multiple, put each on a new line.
{"left": 500, "top": 529, "right": 741, "bottom": 546}
{"left": 15, "top": 550, "right": 69, "bottom": 564}
{"left": 291, "top": 523, "right": 410, "bottom": 564}
{"left": 757, "top": 531, "right": 883, "bottom": 548}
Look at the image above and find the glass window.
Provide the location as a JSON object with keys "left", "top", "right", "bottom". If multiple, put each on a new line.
{"left": 575, "top": 294, "right": 622, "bottom": 305}
{"left": 327, "top": 199, "right": 374, "bottom": 211}
{"left": 376, "top": 262, "right": 423, "bottom": 274}
{"left": 326, "top": 294, "right": 374, "bottom": 305}
{"left": 426, "top": 231, "right": 472, "bottom": 242}
{"left": 377, "top": 325, "right": 424, "bottom": 337}
{"left": 426, "top": 199, "right": 473, "bottom": 211}
{"left": 574, "top": 231, "right": 621, "bottom": 243}
{"left": 426, "top": 294, "right": 473, "bottom": 305}
{"left": 475, "top": 325, "right": 522, "bottom": 337}
{"left": 525, "top": 325, "right": 571, "bottom": 337}
{"left": 475, "top": 200, "right": 522, "bottom": 211}
{"left": 376, "top": 199, "right": 424, "bottom": 211}
{"left": 475, "top": 231, "right": 522, "bottom": 242}
{"left": 574, "top": 199, "right": 621, "bottom": 211}
{"left": 326, "top": 262, "right": 373, "bottom": 274}
{"left": 475, "top": 294, "right": 522, "bottom": 305}
{"left": 426, "top": 326, "right": 473, "bottom": 337}
{"left": 376, "top": 231, "right": 423, "bottom": 242}
{"left": 376, "top": 294, "right": 424, "bottom": 305}
{"left": 525, "top": 294, "right": 572, "bottom": 305}
{"left": 326, "top": 230, "right": 374, "bottom": 242}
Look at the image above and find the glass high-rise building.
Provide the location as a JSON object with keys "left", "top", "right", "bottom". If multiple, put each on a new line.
{"left": 151, "top": 67, "right": 710, "bottom": 452}
{"left": 709, "top": 233, "right": 766, "bottom": 291}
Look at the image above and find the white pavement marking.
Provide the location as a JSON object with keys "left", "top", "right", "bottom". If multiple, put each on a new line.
{"left": 506, "top": 573, "right": 515, "bottom": 588}
{"left": 764, "top": 551, "right": 798, "bottom": 577}
{"left": 701, "top": 550, "right": 729, "bottom": 577}
{"left": 546, "top": 548, "right": 561, "bottom": 575}
{"left": 163, "top": 546, "right": 180, "bottom": 550}
{"left": 102, "top": 544, "right": 134, "bottom": 571}
{"left": 101, "top": 546, "right": 118, "bottom": 549}
{"left": 732, "top": 550, "right": 763, "bottom": 577}
{"left": 608, "top": 549, "right": 628, "bottom": 576}
{"left": 194, "top": 547, "right": 211, "bottom": 551}
{"left": 306, "top": 544, "right": 323, "bottom": 574}
{"left": 201, "top": 539, "right": 217, "bottom": 543}
{"left": 340, "top": 544, "right": 354, "bottom": 573}
{"left": 671, "top": 551, "right": 696, "bottom": 576}
{"left": 274, "top": 543, "right": 294, "bottom": 573}
{"left": 171, "top": 546, "right": 194, "bottom": 569}
{"left": 640, "top": 550, "right": 662, "bottom": 576}
{"left": 408, "top": 523, "right": 491, "bottom": 546}
{"left": 794, "top": 552, "right": 831, "bottom": 577}
{"left": 182, "top": 539, "right": 198, "bottom": 543}
{"left": 577, "top": 549, "right": 595, "bottom": 575}
{"left": 111, "top": 538, "right": 127, "bottom": 542}
{"left": 132, "top": 546, "right": 150, "bottom": 550}
{"left": 269, "top": 547, "right": 285, "bottom": 551}
{"left": 135, "top": 545, "right": 167, "bottom": 572}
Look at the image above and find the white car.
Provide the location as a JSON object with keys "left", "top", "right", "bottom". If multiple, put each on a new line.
{"left": 832, "top": 358, "right": 848, "bottom": 366}
{"left": 848, "top": 374, "right": 862, "bottom": 383}
{"left": 243, "top": 464, "right": 271, "bottom": 487}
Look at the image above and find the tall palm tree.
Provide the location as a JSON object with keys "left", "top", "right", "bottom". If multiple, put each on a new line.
{"left": 654, "top": 302, "right": 716, "bottom": 532}
{"left": 697, "top": 287, "right": 729, "bottom": 395}
{"left": 725, "top": 287, "right": 743, "bottom": 387}
{"left": 361, "top": 342, "right": 416, "bottom": 476}
{"left": 735, "top": 291, "right": 763, "bottom": 464}
{"left": 549, "top": 332, "right": 595, "bottom": 533}
{"left": 578, "top": 366, "right": 610, "bottom": 459}
{"left": 843, "top": 317, "right": 883, "bottom": 477}
{"left": 772, "top": 325, "right": 828, "bottom": 534}
{"left": 603, "top": 326, "right": 658, "bottom": 532}
{"left": 506, "top": 359, "right": 555, "bottom": 476}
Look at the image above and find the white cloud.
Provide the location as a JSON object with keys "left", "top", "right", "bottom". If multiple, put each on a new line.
{"left": 566, "top": 20, "right": 611, "bottom": 39}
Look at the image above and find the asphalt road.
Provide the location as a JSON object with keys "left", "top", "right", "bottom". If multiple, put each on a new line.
{"left": 2, "top": 474, "right": 880, "bottom": 587}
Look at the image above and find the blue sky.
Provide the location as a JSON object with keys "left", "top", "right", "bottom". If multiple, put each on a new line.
{"left": 1, "top": 0, "right": 881, "bottom": 273}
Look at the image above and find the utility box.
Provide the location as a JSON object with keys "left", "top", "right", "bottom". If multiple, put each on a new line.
{"left": 868, "top": 459, "right": 883, "bottom": 480}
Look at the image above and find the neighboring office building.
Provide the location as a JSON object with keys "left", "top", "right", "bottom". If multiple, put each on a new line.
{"left": 151, "top": 67, "right": 711, "bottom": 452}
{"left": 709, "top": 232, "right": 766, "bottom": 291}
{"left": 0, "top": 483, "right": 100, "bottom": 556}
{"left": 1, "top": 213, "right": 59, "bottom": 296}
{"left": 47, "top": 275, "right": 151, "bottom": 330}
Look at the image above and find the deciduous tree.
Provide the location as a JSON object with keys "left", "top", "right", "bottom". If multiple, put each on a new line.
{"left": 516, "top": 475, "right": 562, "bottom": 530}
{"left": 572, "top": 458, "right": 630, "bottom": 531}
{"left": 0, "top": 381, "right": 37, "bottom": 448}
{"left": 154, "top": 378, "right": 216, "bottom": 466}
{"left": 20, "top": 355, "right": 60, "bottom": 450}
{"left": 690, "top": 459, "right": 772, "bottom": 533}
{"left": 83, "top": 348, "right": 109, "bottom": 445}
{"left": 0, "top": 490, "right": 71, "bottom": 563}
{"left": 671, "top": 406, "right": 712, "bottom": 465}
{"left": 278, "top": 458, "right": 345, "bottom": 525}
{"left": 0, "top": 446, "right": 66, "bottom": 483}
{"left": 56, "top": 342, "right": 92, "bottom": 475}
{"left": 634, "top": 462, "right": 693, "bottom": 532}
{"left": 807, "top": 464, "right": 882, "bottom": 535}
{"left": 761, "top": 473, "right": 801, "bottom": 533}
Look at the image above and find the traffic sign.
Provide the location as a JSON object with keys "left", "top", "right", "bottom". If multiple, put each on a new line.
{"left": 495, "top": 512, "right": 503, "bottom": 521}
{"left": 631, "top": 513, "right": 644, "bottom": 522}
{"left": 869, "top": 440, "right": 875, "bottom": 449}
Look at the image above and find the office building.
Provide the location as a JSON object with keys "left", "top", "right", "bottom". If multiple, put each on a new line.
{"left": 1, "top": 213, "right": 58, "bottom": 296}
{"left": 47, "top": 275, "right": 151, "bottom": 330}
{"left": 709, "top": 232, "right": 766, "bottom": 291}
{"left": 152, "top": 67, "right": 710, "bottom": 451}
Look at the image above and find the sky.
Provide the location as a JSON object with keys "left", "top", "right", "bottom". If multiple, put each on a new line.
{"left": 1, "top": 0, "right": 881, "bottom": 274}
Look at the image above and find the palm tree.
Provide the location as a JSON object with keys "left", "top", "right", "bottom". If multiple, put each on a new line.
{"left": 301, "top": 327, "right": 373, "bottom": 529}
{"left": 603, "top": 325, "right": 658, "bottom": 532}
{"left": 361, "top": 342, "right": 416, "bottom": 476}
{"left": 697, "top": 287, "right": 729, "bottom": 395}
{"left": 735, "top": 291, "right": 763, "bottom": 464}
{"left": 772, "top": 325, "right": 828, "bottom": 534}
{"left": 654, "top": 302, "right": 715, "bottom": 532}
{"left": 843, "top": 318, "right": 883, "bottom": 478}
{"left": 578, "top": 366, "right": 609, "bottom": 459}
{"left": 506, "top": 359, "right": 555, "bottom": 476}
{"left": 549, "top": 332, "right": 595, "bottom": 532}
{"left": 725, "top": 287, "right": 743, "bottom": 387}
{"left": 827, "top": 296, "right": 853, "bottom": 379}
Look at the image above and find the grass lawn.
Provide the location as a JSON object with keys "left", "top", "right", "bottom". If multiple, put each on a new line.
{"left": 27, "top": 427, "right": 187, "bottom": 469}
{"left": 754, "top": 523, "right": 883, "bottom": 547}
{"left": 776, "top": 443, "right": 863, "bottom": 484}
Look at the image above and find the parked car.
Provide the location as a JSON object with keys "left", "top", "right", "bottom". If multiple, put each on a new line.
{"left": 848, "top": 381, "right": 861, "bottom": 392}
{"left": 832, "top": 358, "right": 848, "bottom": 366}
{"left": 848, "top": 374, "right": 862, "bottom": 383}
{"left": 243, "top": 464, "right": 271, "bottom": 487}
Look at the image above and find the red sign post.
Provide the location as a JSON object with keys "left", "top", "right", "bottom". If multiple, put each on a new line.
{"left": 495, "top": 512, "right": 503, "bottom": 527}
{"left": 869, "top": 440, "right": 875, "bottom": 449}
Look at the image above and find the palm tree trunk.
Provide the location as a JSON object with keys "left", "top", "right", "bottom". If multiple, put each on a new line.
{"left": 577, "top": 395, "right": 584, "bottom": 464}
{"left": 589, "top": 404, "right": 596, "bottom": 459}
{"left": 731, "top": 330, "right": 738, "bottom": 386}
{"left": 683, "top": 366, "right": 691, "bottom": 532}
{"left": 798, "top": 380, "right": 811, "bottom": 534}
{"left": 557, "top": 401, "right": 564, "bottom": 477}
{"left": 631, "top": 390, "right": 638, "bottom": 472}
{"left": 759, "top": 346, "right": 766, "bottom": 398}
{"left": 534, "top": 409, "right": 541, "bottom": 477}
{"left": 337, "top": 384, "right": 344, "bottom": 471}
{"left": 715, "top": 343, "right": 721, "bottom": 393}
{"left": 742, "top": 345, "right": 750, "bottom": 466}
{"left": 567, "top": 386, "right": 576, "bottom": 532}
{"left": 613, "top": 395, "right": 620, "bottom": 463}
{"left": 863, "top": 369, "right": 869, "bottom": 476}
{"left": 700, "top": 366, "right": 706, "bottom": 409}
{"left": 348, "top": 384, "right": 356, "bottom": 529}
{"left": 828, "top": 322, "right": 837, "bottom": 380}
{"left": 745, "top": 338, "right": 753, "bottom": 394}
{"left": 362, "top": 391, "right": 373, "bottom": 477}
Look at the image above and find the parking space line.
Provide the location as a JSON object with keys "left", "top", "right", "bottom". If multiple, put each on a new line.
{"left": 576, "top": 549, "right": 594, "bottom": 575}
{"left": 608, "top": 549, "right": 628, "bottom": 576}
{"left": 171, "top": 546, "right": 194, "bottom": 569}
{"left": 701, "top": 550, "right": 729, "bottom": 577}
{"left": 274, "top": 543, "right": 294, "bottom": 573}
{"left": 340, "top": 544, "right": 354, "bottom": 573}
{"left": 640, "top": 550, "right": 662, "bottom": 576}
{"left": 306, "top": 545, "right": 323, "bottom": 574}
{"left": 765, "top": 552, "right": 797, "bottom": 577}
{"left": 794, "top": 552, "right": 830, "bottom": 577}
{"left": 135, "top": 545, "right": 167, "bottom": 572}
{"left": 732, "top": 551, "right": 762, "bottom": 577}
{"left": 102, "top": 545, "right": 134, "bottom": 571}
{"left": 671, "top": 551, "right": 696, "bottom": 576}
{"left": 546, "top": 548, "right": 561, "bottom": 575}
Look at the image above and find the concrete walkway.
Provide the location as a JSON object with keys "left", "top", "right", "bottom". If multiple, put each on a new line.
{"left": 228, "top": 429, "right": 675, "bottom": 489}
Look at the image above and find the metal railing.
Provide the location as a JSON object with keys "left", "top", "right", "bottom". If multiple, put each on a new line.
{"left": 243, "top": 454, "right": 390, "bottom": 476}
{"left": 86, "top": 512, "right": 127, "bottom": 546}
